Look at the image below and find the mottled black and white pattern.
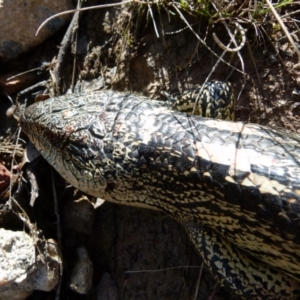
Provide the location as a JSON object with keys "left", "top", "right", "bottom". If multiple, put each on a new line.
{"left": 21, "top": 88, "right": 300, "bottom": 299}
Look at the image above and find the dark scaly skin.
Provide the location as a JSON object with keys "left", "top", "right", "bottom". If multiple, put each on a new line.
{"left": 21, "top": 89, "right": 300, "bottom": 299}
{"left": 170, "top": 81, "right": 235, "bottom": 120}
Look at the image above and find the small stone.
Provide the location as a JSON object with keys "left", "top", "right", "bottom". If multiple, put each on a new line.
{"left": 69, "top": 246, "right": 93, "bottom": 294}
{"left": 0, "top": 229, "right": 60, "bottom": 299}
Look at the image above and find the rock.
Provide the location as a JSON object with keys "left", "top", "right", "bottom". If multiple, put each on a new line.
{"left": 64, "top": 191, "right": 95, "bottom": 235}
{"left": 97, "top": 273, "right": 119, "bottom": 300}
{"left": 0, "top": 228, "right": 60, "bottom": 300}
{"left": 0, "top": 0, "right": 74, "bottom": 61}
{"left": 69, "top": 246, "right": 93, "bottom": 294}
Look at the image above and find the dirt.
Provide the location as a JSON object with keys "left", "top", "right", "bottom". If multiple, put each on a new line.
{"left": 1, "top": 1, "right": 300, "bottom": 300}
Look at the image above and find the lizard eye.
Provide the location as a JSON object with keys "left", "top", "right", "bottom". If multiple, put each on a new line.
{"left": 46, "top": 131, "right": 59, "bottom": 144}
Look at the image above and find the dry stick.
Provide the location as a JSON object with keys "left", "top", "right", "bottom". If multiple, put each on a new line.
{"left": 17, "top": 81, "right": 48, "bottom": 97}
{"left": 171, "top": 3, "right": 246, "bottom": 77}
{"left": 235, "top": 0, "right": 250, "bottom": 17}
{"left": 281, "top": 8, "right": 300, "bottom": 19}
{"left": 208, "top": 281, "right": 220, "bottom": 300}
{"left": 260, "top": 25, "right": 291, "bottom": 75}
{"left": 148, "top": 4, "right": 159, "bottom": 38}
{"left": 8, "top": 129, "right": 45, "bottom": 262}
{"left": 7, "top": 65, "right": 48, "bottom": 81}
{"left": 210, "top": 0, "right": 243, "bottom": 49}
{"left": 0, "top": 143, "right": 23, "bottom": 158}
{"left": 193, "top": 262, "right": 204, "bottom": 300}
{"left": 265, "top": 0, "right": 300, "bottom": 60}
{"left": 165, "top": 24, "right": 196, "bottom": 35}
{"left": 36, "top": 0, "right": 136, "bottom": 36}
{"left": 8, "top": 127, "right": 22, "bottom": 209}
{"left": 278, "top": 29, "right": 300, "bottom": 42}
{"left": 71, "top": 26, "right": 79, "bottom": 92}
{"left": 288, "top": 19, "right": 300, "bottom": 45}
{"left": 212, "top": 22, "right": 246, "bottom": 52}
{"left": 51, "top": 169, "right": 63, "bottom": 300}
{"left": 161, "top": 2, "right": 171, "bottom": 23}
{"left": 248, "top": 0, "right": 258, "bottom": 20}
{"left": 125, "top": 265, "right": 202, "bottom": 273}
{"left": 52, "top": 5, "right": 81, "bottom": 95}
{"left": 71, "top": 1, "right": 82, "bottom": 92}
{"left": 178, "top": 280, "right": 187, "bottom": 300}
{"left": 187, "top": 24, "right": 201, "bottom": 67}
{"left": 245, "top": 40, "right": 265, "bottom": 98}
{"left": 157, "top": 3, "right": 166, "bottom": 46}
{"left": 210, "top": 0, "right": 246, "bottom": 103}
